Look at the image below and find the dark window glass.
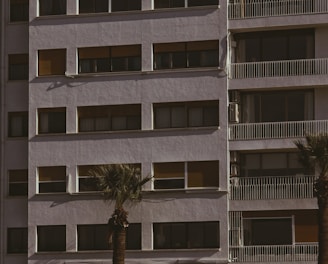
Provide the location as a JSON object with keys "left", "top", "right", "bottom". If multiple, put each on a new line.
{"left": 7, "top": 228, "right": 28, "bottom": 253}
{"left": 38, "top": 166, "right": 66, "bottom": 193}
{"left": 10, "top": 0, "right": 29, "bottom": 22}
{"left": 243, "top": 218, "right": 292, "bottom": 245}
{"left": 38, "top": 49, "right": 66, "bottom": 76}
{"left": 111, "top": 0, "right": 141, "bottom": 12}
{"left": 79, "top": 0, "right": 108, "bottom": 13}
{"left": 154, "top": 0, "right": 184, "bottom": 8}
{"left": 37, "top": 225, "right": 66, "bottom": 252}
{"left": 154, "top": 222, "right": 219, "bottom": 249}
{"left": 154, "top": 41, "right": 219, "bottom": 70}
{"left": 8, "top": 112, "right": 28, "bottom": 137}
{"left": 154, "top": 101, "right": 219, "bottom": 129}
{"left": 78, "top": 104, "right": 141, "bottom": 132}
{"left": 236, "top": 29, "right": 314, "bottom": 62}
{"left": 188, "top": 0, "right": 218, "bottom": 7}
{"left": 39, "top": 0, "right": 66, "bottom": 16}
{"left": 38, "top": 108, "right": 66, "bottom": 134}
{"left": 78, "top": 223, "right": 141, "bottom": 250}
{"left": 8, "top": 54, "right": 28, "bottom": 80}
{"left": 9, "top": 170, "right": 28, "bottom": 196}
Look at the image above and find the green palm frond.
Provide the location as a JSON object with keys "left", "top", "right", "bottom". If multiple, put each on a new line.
{"left": 294, "top": 133, "right": 328, "bottom": 177}
{"left": 88, "top": 164, "right": 152, "bottom": 209}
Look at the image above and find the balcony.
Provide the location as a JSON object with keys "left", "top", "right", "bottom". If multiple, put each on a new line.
{"left": 229, "top": 58, "right": 328, "bottom": 79}
{"left": 228, "top": 0, "right": 328, "bottom": 19}
{"left": 230, "top": 175, "right": 315, "bottom": 200}
{"left": 229, "top": 120, "right": 328, "bottom": 140}
{"left": 229, "top": 244, "right": 318, "bottom": 262}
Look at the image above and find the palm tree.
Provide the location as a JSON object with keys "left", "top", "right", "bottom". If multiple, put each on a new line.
{"left": 295, "top": 134, "right": 328, "bottom": 264}
{"left": 89, "top": 164, "right": 151, "bottom": 264}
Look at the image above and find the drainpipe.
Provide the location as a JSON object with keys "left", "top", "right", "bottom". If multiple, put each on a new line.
{"left": 0, "top": 1, "right": 5, "bottom": 263}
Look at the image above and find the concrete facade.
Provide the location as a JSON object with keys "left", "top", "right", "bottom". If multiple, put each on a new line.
{"left": 1, "top": 0, "right": 326, "bottom": 263}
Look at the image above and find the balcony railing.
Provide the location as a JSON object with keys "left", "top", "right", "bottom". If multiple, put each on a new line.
{"left": 229, "top": 58, "right": 328, "bottom": 79}
{"left": 230, "top": 175, "right": 315, "bottom": 200}
{"left": 230, "top": 244, "right": 318, "bottom": 262}
{"left": 229, "top": 120, "right": 328, "bottom": 140}
{"left": 229, "top": 0, "right": 328, "bottom": 19}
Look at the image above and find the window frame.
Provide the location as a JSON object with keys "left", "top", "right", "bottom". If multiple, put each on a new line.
{"left": 37, "top": 225, "right": 66, "bottom": 252}
{"left": 8, "top": 111, "right": 28, "bottom": 138}
{"left": 39, "top": 0, "right": 66, "bottom": 16}
{"left": 153, "top": 221, "right": 220, "bottom": 249}
{"left": 243, "top": 217, "right": 294, "bottom": 246}
{"left": 8, "top": 169, "right": 28, "bottom": 196}
{"left": 78, "top": 104, "right": 141, "bottom": 132}
{"left": 153, "top": 40, "right": 219, "bottom": 70}
{"left": 153, "top": 100, "right": 219, "bottom": 129}
{"left": 8, "top": 54, "right": 28, "bottom": 81}
{"left": 10, "top": 0, "right": 29, "bottom": 22}
{"left": 38, "top": 107, "right": 66, "bottom": 134}
{"left": 77, "top": 223, "right": 141, "bottom": 250}
{"left": 153, "top": 160, "right": 220, "bottom": 190}
{"left": 38, "top": 166, "right": 67, "bottom": 194}
{"left": 7, "top": 227, "right": 28, "bottom": 254}
{"left": 78, "top": 45, "right": 141, "bottom": 74}
{"left": 38, "top": 49, "right": 66, "bottom": 76}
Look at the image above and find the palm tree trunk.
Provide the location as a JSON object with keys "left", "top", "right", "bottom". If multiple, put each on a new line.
{"left": 112, "top": 227, "right": 126, "bottom": 264}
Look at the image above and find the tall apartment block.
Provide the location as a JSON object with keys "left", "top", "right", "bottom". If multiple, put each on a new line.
{"left": 0, "top": 0, "right": 326, "bottom": 263}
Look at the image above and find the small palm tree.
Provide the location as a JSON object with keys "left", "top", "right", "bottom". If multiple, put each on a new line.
{"left": 295, "top": 134, "right": 328, "bottom": 264}
{"left": 89, "top": 164, "right": 151, "bottom": 264}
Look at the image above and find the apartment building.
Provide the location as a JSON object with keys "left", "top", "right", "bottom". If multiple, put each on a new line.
{"left": 0, "top": 0, "right": 326, "bottom": 264}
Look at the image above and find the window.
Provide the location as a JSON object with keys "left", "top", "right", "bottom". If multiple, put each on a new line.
{"left": 188, "top": 0, "right": 218, "bottom": 7}
{"left": 78, "top": 165, "right": 100, "bottom": 192}
{"left": 9, "top": 170, "right": 28, "bottom": 196}
{"left": 241, "top": 90, "right": 313, "bottom": 123}
{"left": 8, "top": 54, "right": 28, "bottom": 80}
{"left": 78, "top": 104, "right": 141, "bottom": 132}
{"left": 78, "top": 45, "right": 141, "bottom": 73}
{"left": 8, "top": 112, "right": 28, "bottom": 137}
{"left": 153, "top": 161, "right": 219, "bottom": 190}
{"left": 154, "top": 0, "right": 218, "bottom": 8}
{"left": 79, "top": 0, "right": 108, "bottom": 13}
{"left": 37, "top": 225, "right": 66, "bottom": 252}
{"left": 154, "top": 101, "right": 219, "bottom": 129}
{"left": 154, "top": 222, "right": 219, "bottom": 249}
{"left": 78, "top": 164, "right": 141, "bottom": 192}
{"left": 7, "top": 228, "right": 28, "bottom": 254}
{"left": 10, "top": 0, "right": 29, "bottom": 22}
{"left": 38, "top": 108, "right": 66, "bottom": 134}
{"left": 235, "top": 29, "right": 314, "bottom": 62}
{"left": 39, "top": 0, "right": 66, "bottom": 16}
{"left": 154, "top": 0, "right": 184, "bottom": 9}
{"left": 240, "top": 152, "right": 311, "bottom": 177}
{"left": 38, "top": 166, "right": 66, "bottom": 193}
{"left": 154, "top": 40, "right": 219, "bottom": 70}
{"left": 111, "top": 0, "right": 141, "bottom": 12}
{"left": 243, "top": 218, "right": 292, "bottom": 245}
{"left": 38, "top": 49, "right": 66, "bottom": 76}
{"left": 78, "top": 223, "right": 141, "bottom": 250}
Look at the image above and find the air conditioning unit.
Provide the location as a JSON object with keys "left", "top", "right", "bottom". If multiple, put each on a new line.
{"left": 229, "top": 103, "right": 239, "bottom": 123}
{"left": 229, "top": 90, "right": 240, "bottom": 103}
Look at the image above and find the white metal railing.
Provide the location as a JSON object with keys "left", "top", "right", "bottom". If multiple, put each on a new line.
{"left": 229, "top": 0, "right": 328, "bottom": 19}
{"left": 229, "top": 244, "right": 318, "bottom": 262}
{"left": 230, "top": 175, "right": 315, "bottom": 200}
{"left": 229, "top": 58, "right": 328, "bottom": 79}
{"left": 229, "top": 120, "right": 328, "bottom": 140}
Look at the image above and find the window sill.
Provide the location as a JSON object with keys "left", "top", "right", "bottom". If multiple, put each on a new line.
{"left": 63, "top": 67, "right": 221, "bottom": 79}
{"left": 145, "top": 187, "right": 224, "bottom": 194}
